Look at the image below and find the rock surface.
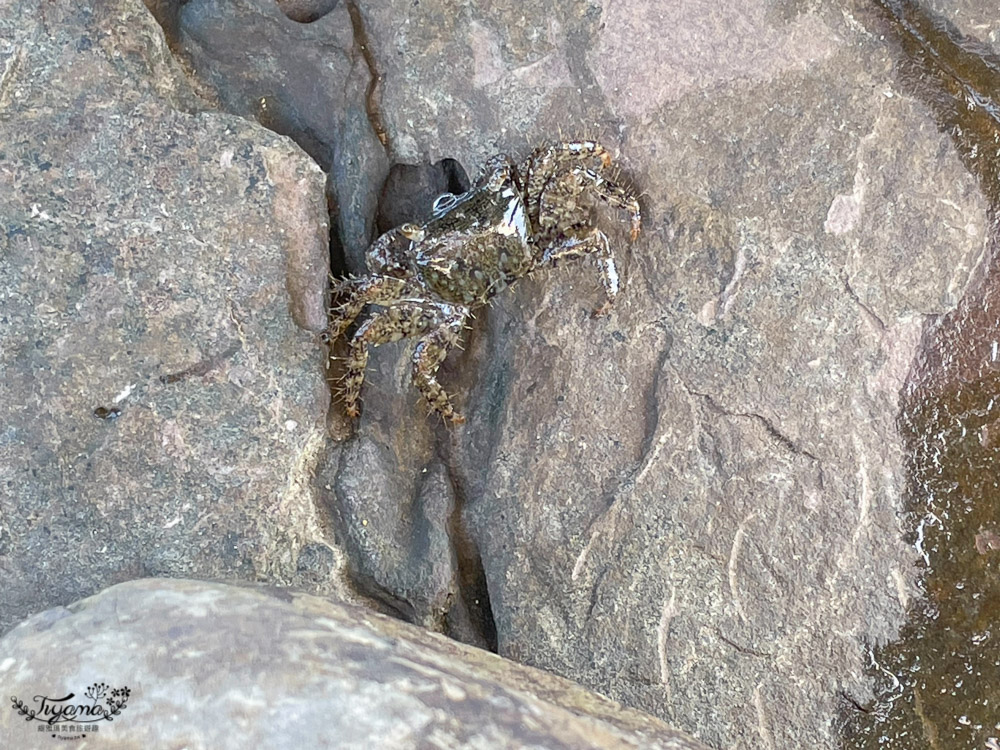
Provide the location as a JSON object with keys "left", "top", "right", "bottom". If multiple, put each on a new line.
{"left": 844, "top": 3, "right": 1000, "bottom": 748}
{"left": 318, "top": 1, "right": 988, "bottom": 749}
{"left": 0, "top": 0, "right": 342, "bottom": 632}
{"left": 0, "top": 579, "right": 709, "bottom": 750}
{"left": 2, "top": 0, "right": 995, "bottom": 749}
{"left": 926, "top": 0, "right": 1000, "bottom": 49}
{"left": 143, "top": 0, "right": 388, "bottom": 272}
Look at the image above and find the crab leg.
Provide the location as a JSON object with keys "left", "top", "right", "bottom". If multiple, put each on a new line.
{"left": 325, "top": 275, "right": 421, "bottom": 343}
{"left": 411, "top": 312, "right": 468, "bottom": 424}
{"left": 340, "top": 302, "right": 467, "bottom": 421}
{"left": 473, "top": 154, "right": 515, "bottom": 192}
{"left": 521, "top": 140, "right": 613, "bottom": 227}
{"left": 567, "top": 166, "right": 641, "bottom": 241}
{"left": 539, "top": 227, "right": 619, "bottom": 316}
{"left": 538, "top": 165, "right": 641, "bottom": 243}
{"left": 365, "top": 223, "right": 424, "bottom": 276}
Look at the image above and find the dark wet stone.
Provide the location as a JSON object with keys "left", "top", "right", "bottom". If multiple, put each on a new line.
{"left": 275, "top": 0, "right": 340, "bottom": 24}
{"left": 377, "top": 158, "right": 471, "bottom": 233}
{"left": 843, "top": 4, "right": 1000, "bottom": 747}
{"left": 0, "top": 580, "right": 710, "bottom": 750}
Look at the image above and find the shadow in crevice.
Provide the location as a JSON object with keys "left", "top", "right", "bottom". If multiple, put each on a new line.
{"left": 376, "top": 159, "right": 471, "bottom": 234}
{"left": 444, "top": 462, "right": 499, "bottom": 653}
{"left": 275, "top": 0, "right": 340, "bottom": 24}
{"left": 326, "top": 158, "right": 502, "bottom": 651}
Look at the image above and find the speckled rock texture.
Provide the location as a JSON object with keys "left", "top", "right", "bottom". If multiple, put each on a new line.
{"left": 0, "top": 0, "right": 343, "bottom": 632}
{"left": 2, "top": 1, "right": 995, "bottom": 749}
{"left": 0, "top": 579, "right": 709, "bottom": 750}
{"left": 317, "top": 2, "right": 988, "bottom": 749}
{"left": 926, "top": 0, "right": 1000, "bottom": 48}
{"left": 142, "top": 0, "right": 387, "bottom": 268}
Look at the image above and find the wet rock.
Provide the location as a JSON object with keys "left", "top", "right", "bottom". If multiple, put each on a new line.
{"left": 842, "top": 6, "right": 1000, "bottom": 746}
{"left": 0, "top": 579, "right": 709, "bottom": 750}
{"left": 925, "top": 0, "right": 1000, "bottom": 52}
{"left": 318, "top": 1, "right": 991, "bottom": 748}
{"left": 275, "top": 0, "right": 340, "bottom": 25}
{"left": 3, "top": 0, "right": 989, "bottom": 746}
{"left": 376, "top": 158, "right": 470, "bottom": 234}
{"left": 0, "top": 0, "right": 341, "bottom": 633}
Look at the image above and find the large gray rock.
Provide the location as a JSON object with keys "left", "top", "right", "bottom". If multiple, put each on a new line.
{"left": 0, "top": 579, "right": 709, "bottom": 750}
{"left": 318, "top": 2, "right": 990, "bottom": 748}
{"left": 0, "top": 0, "right": 343, "bottom": 632}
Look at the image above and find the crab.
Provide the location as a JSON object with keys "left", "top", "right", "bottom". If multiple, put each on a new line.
{"left": 325, "top": 139, "right": 641, "bottom": 424}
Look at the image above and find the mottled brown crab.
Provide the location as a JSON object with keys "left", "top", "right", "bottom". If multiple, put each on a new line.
{"left": 325, "top": 139, "right": 641, "bottom": 424}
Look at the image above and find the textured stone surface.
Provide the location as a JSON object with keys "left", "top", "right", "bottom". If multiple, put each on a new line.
{"left": 926, "top": 0, "right": 1000, "bottom": 50}
{"left": 143, "top": 0, "right": 388, "bottom": 270}
{"left": 317, "top": 2, "right": 990, "bottom": 749}
{"left": 3, "top": 0, "right": 995, "bottom": 748}
{"left": 0, "top": 579, "right": 709, "bottom": 750}
{"left": 0, "top": 0, "right": 342, "bottom": 633}
{"left": 844, "top": 3, "right": 1000, "bottom": 747}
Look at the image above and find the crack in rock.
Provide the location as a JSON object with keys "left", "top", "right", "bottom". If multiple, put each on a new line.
{"left": 346, "top": 0, "right": 391, "bottom": 152}
{"left": 677, "top": 378, "right": 823, "bottom": 467}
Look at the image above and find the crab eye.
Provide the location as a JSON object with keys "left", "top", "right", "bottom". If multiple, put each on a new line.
{"left": 432, "top": 192, "right": 459, "bottom": 216}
